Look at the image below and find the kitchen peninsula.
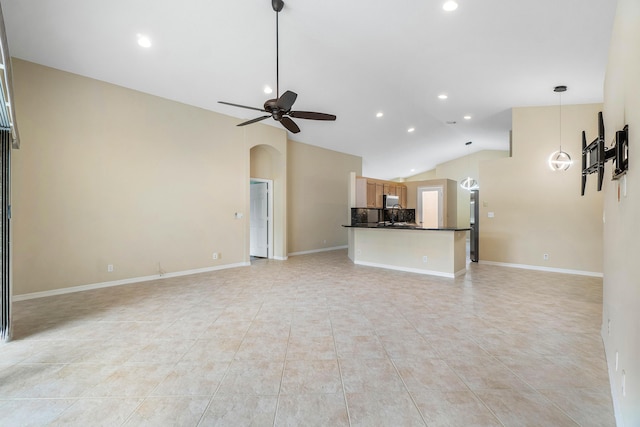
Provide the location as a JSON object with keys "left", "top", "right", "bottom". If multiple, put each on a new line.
{"left": 346, "top": 174, "right": 468, "bottom": 278}
{"left": 345, "top": 222, "right": 468, "bottom": 278}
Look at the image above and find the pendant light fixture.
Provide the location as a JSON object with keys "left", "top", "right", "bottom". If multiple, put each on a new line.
{"left": 548, "top": 85, "right": 573, "bottom": 171}
{"left": 460, "top": 141, "right": 479, "bottom": 191}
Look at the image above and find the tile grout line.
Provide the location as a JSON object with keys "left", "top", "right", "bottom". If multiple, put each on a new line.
{"left": 377, "top": 327, "right": 429, "bottom": 427}
{"left": 396, "top": 305, "right": 507, "bottom": 427}
{"left": 272, "top": 311, "right": 293, "bottom": 427}
{"left": 462, "top": 348, "right": 578, "bottom": 427}
{"left": 328, "top": 309, "right": 353, "bottom": 427}
{"left": 195, "top": 287, "right": 265, "bottom": 427}
{"left": 267, "top": 268, "right": 293, "bottom": 427}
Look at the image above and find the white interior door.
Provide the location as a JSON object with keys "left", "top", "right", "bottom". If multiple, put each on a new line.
{"left": 417, "top": 186, "right": 444, "bottom": 228}
{"left": 250, "top": 182, "right": 269, "bottom": 258}
{"left": 422, "top": 191, "right": 440, "bottom": 228}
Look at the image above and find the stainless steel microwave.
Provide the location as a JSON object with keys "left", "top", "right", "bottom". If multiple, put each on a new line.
{"left": 383, "top": 195, "right": 399, "bottom": 209}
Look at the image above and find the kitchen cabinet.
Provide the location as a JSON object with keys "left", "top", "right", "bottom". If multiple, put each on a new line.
{"left": 357, "top": 178, "right": 383, "bottom": 208}
{"left": 366, "top": 181, "right": 377, "bottom": 208}
{"left": 356, "top": 177, "right": 407, "bottom": 209}
{"left": 399, "top": 185, "right": 407, "bottom": 208}
{"left": 375, "top": 183, "right": 384, "bottom": 208}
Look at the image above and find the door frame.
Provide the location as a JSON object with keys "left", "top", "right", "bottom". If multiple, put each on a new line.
{"left": 249, "top": 178, "right": 274, "bottom": 260}
{"left": 416, "top": 186, "right": 444, "bottom": 228}
{"left": 1, "top": 131, "right": 11, "bottom": 342}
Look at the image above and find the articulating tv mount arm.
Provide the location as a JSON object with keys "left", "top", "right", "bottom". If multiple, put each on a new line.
{"left": 581, "top": 112, "right": 629, "bottom": 196}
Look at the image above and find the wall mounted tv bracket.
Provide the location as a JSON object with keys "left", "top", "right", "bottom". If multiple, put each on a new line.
{"left": 581, "top": 112, "right": 629, "bottom": 196}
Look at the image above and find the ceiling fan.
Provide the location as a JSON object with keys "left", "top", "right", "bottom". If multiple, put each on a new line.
{"left": 218, "top": 0, "right": 336, "bottom": 134}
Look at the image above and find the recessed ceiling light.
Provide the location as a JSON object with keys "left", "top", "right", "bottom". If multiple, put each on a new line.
{"left": 137, "top": 34, "right": 152, "bottom": 48}
{"left": 376, "top": 112, "right": 384, "bottom": 118}
{"left": 438, "top": 94, "right": 448, "bottom": 100}
{"left": 464, "top": 115, "right": 472, "bottom": 120}
{"left": 264, "top": 86, "right": 273, "bottom": 94}
{"left": 407, "top": 127, "right": 415, "bottom": 133}
{"left": 443, "top": 1, "right": 458, "bottom": 12}
{"left": 410, "top": 169, "right": 416, "bottom": 172}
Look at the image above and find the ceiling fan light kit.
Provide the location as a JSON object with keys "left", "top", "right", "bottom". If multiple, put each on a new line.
{"left": 218, "top": 0, "right": 336, "bottom": 134}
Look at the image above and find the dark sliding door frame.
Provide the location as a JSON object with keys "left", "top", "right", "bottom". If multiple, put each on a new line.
{"left": 0, "top": 130, "right": 10, "bottom": 341}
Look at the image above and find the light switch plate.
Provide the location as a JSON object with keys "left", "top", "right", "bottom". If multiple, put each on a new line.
{"left": 488, "top": 212, "right": 495, "bottom": 218}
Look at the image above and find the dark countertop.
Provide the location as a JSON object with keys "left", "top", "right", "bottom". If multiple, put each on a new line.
{"left": 343, "top": 223, "right": 471, "bottom": 231}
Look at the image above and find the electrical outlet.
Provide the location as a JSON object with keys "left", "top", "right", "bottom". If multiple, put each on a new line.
{"left": 422, "top": 256, "right": 428, "bottom": 263}
{"left": 213, "top": 253, "right": 218, "bottom": 260}
{"left": 323, "top": 239, "right": 327, "bottom": 244}
{"left": 543, "top": 253, "right": 549, "bottom": 261}
{"left": 107, "top": 264, "right": 114, "bottom": 272}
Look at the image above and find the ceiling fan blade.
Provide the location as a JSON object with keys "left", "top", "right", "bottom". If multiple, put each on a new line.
{"left": 280, "top": 116, "right": 300, "bottom": 133}
{"left": 237, "top": 116, "right": 271, "bottom": 127}
{"left": 276, "top": 90, "right": 297, "bottom": 111}
{"left": 289, "top": 111, "right": 337, "bottom": 121}
{"left": 218, "top": 101, "right": 267, "bottom": 113}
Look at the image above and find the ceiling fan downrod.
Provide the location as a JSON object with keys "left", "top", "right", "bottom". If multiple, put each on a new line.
{"left": 273, "top": 0, "right": 284, "bottom": 98}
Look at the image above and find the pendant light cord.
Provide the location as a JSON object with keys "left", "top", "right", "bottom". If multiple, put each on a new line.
{"left": 558, "top": 91, "right": 562, "bottom": 153}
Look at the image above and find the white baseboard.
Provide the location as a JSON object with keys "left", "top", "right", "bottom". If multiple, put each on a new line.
{"left": 454, "top": 268, "right": 467, "bottom": 277}
{"left": 288, "top": 246, "right": 348, "bottom": 257}
{"left": 354, "top": 260, "right": 456, "bottom": 279}
{"left": 478, "top": 260, "right": 603, "bottom": 277}
{"left": 13, "top": 262, "right": 250, "bottom": 301}
{"left": 272, "top": 256, "right": 289, "bottom": 261}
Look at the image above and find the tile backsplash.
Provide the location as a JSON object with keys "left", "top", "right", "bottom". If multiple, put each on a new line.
{"left": 351, "top": 208, "right": 416, "bottom": 225}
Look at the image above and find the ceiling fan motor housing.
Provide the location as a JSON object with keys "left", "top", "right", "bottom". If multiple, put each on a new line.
{"left": 264, "top": 99, "right": 285, "bottom": 121}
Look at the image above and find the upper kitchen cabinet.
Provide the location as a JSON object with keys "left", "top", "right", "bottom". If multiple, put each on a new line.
{"left": 399, "top": 185, "right": 407, "bottom": 208}
{"left": 356, "top": 177, "right": 407, "bottom": 208}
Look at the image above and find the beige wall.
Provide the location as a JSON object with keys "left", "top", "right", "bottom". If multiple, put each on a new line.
{"left": 12, "top": 59, "right": 241, "bottom": 294}
{"left": 479, "top": 104, "right": 603, "bottom": 273}
{"left": 407, "top": 150, "right": 509, "bottom": 227}
{"left": 12, "top": 59, "right": 303, "bottom": 295}
{"left": 601, "top": 0, "right": 640, "bottom": 423}
{"left": 287, "top": 140, "right": 361, "bottom": 254}
{"left": 435, "top": 150, "right": 509, "bottom": 227}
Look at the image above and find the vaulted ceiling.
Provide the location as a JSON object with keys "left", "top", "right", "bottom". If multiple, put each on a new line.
{"left": 1, "top": 0, "right": 616, "bottom": 179}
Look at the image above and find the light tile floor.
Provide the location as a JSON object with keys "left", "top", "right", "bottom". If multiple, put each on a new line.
{"left": 0, "top": 250, "right": 615, "bottom": 426}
